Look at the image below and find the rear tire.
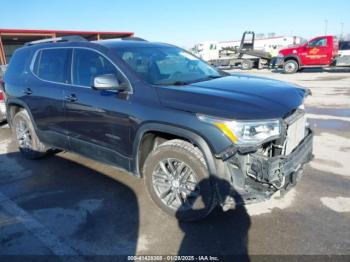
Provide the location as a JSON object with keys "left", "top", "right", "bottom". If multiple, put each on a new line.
{"left": 143, "top": 139, "right": 216, "bottom": 221}
{"left": 241, "top": 60, "right": 253, "bottom": 70}
{"left": 12, "top": 110, "right": 49, "bottom": 159}
{"left": 283, "top": 60, "right": 299, "bottom": 74}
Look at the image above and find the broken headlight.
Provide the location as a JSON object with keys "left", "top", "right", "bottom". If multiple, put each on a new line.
{"left": 198, "top": 115, "right": 281, "bottom": 146}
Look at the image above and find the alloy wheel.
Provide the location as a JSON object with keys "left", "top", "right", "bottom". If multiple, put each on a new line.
{"left": 285, "top": 62, "right": 297, "bottom": 73}
{"left": 15, "top": 119, "right": 33, "bottom": 150}
{"left": 152, "top": 158, "right": 200, "bottom": 211}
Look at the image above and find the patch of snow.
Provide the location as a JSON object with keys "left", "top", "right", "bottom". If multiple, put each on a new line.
{"left": 307, "top": 113, "right": 350, "bottom": 122}
{"left": 137, "top": 234, "right": 150, "bottom": 252}
{"left": 320, "top": 197, "right": 350, "bottom": 213}
{"left": 246, "top": 189, "right": 296, "bottom": 216}
{"left": 310, "top": 133, "right": 350, "bottom": 177}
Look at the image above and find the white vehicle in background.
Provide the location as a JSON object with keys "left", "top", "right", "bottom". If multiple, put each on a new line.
{"left": 219, "top": 35, "right": 305, "bottom": 54}
{"left": 191, "top": 41, "right": 220, "bottom": 61}
{"left": 191, "top": 33, "right": 305, "bottom": 64}
{"left": 338, "top": 41, "right": 350, "bottom": 56}
{"left": 336, "top": 41, "right": 350, "bottom": 67}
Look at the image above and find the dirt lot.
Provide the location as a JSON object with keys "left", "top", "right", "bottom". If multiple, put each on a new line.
{"left": 0, "top": 69, "right": 350, "bottom": 260}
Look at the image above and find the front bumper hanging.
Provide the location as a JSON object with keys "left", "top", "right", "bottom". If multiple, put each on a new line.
{"left": 218, "top": 128, "right": 313, "bottom": 210}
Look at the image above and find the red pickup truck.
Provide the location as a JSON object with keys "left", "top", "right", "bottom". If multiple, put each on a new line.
{"left": 277, "top": 35, "right": 339, "bottom": 73}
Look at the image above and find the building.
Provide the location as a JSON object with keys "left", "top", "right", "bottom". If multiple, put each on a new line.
{"left": 0, "top": 29, "right": 134, "bottom": 65}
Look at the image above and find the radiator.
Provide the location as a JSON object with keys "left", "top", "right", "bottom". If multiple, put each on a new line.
{"left": 283, "top": 109, "right": 306, "bottom": 155}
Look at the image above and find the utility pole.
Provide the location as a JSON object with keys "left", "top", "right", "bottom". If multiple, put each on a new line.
{"left": 324, "top": 19, "right": 328, "bottom": 35}
{"left": 340, "top": 22, "right": 344, "bottom": 39}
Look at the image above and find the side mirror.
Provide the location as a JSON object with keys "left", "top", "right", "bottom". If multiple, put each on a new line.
{"left": 93, "top": 74, "right": 124, "bottom": 91}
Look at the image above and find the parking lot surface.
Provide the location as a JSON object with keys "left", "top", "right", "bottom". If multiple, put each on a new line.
{"left": 0, "top": 69, "right": 350, "bottom": 258}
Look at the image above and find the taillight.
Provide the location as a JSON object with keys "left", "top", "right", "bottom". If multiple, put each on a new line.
{"left": 0, "top": 90, "right": 3, "bottom": 101}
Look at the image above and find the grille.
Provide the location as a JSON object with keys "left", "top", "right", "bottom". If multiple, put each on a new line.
{"left": 283, "top": 109, "right": 306, "bottom": 155}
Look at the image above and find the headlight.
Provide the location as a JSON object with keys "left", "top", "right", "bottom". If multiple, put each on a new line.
{"left": 277, "top": 53, "right": 284, "bottom": 58}
{"left": 198, "top": 115, "right": 281, "bottom": 146}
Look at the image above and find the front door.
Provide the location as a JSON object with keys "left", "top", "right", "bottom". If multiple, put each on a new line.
{"left": 63, "top": 48, "right": 132, "bottom": 169}
{"left": 300, "top": 37, "right": 329, "bottom": 65}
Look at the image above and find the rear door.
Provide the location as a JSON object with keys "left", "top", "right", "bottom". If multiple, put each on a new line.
{"left": 63, "top": 48, "right": 132, "bottom": 168}
{"left": 300, "top": 37, "right": 329, "bottom": 65}
{"left": 27, "top": 48, "right": 71, "bottom": 148}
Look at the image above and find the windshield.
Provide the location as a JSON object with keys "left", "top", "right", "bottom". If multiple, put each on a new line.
{"left": 113, "top": 46, "right": 224, "bottom": 85}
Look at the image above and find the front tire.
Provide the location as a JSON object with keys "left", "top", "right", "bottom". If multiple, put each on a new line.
{"left": 12, "top": 110, "right": 49, "bottom": 159}
{"left": 283, "top": 60, "right": 299, "bottom": 74}
{"left": 143, "top": 139, "right": 215, "bottom": 221}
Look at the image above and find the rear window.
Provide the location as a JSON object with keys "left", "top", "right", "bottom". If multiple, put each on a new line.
{"left": 33, "top": 48, "right": 70, "bottom": 83}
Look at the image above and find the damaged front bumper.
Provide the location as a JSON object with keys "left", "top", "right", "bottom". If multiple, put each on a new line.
{"left": 217, "top": 128, "right": 313, "bottom": 211}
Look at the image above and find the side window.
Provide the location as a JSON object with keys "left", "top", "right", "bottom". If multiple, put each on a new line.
{"left": 209, "top": 44, "right": 216, "bottom": 50}
{"left": 340, "top": 41, "right": 350, "bottom": 50}
{"left": 308, "top": 38, "right": 327, "bottom": 47}
{"left": 72, "top": 49, "right": 123, "bottom": 87}
{"left": 35, "top": 49, "right": 70, "bottom": 83}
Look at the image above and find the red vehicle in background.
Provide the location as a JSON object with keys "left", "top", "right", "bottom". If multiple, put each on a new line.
{"left": 277, "top": 35, "right": 339, "bottom": 73}
{"left": 0, "top": 79, "right": 6, "bottom": 122}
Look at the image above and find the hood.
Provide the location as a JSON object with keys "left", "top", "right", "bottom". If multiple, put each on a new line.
{"left": 279, "top": 45, "right": 303, "bottom": 56}
{"left": 157, "top": 74, "right": 306, "bottom": 120}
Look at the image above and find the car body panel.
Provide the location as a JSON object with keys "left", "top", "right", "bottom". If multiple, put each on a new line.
{"left": 157, "top": 74, "right": 305, "bottom": 120}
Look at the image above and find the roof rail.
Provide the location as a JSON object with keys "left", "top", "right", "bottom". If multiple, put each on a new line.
{"left": 25, "top": 35, "right": 87, "bottom": 46}
{"left": 120, "top": 36, "right": 148, "bottom": 41}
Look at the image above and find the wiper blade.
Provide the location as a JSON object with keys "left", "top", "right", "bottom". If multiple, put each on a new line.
{"left": 172, "top": 81, "right": 188, "bottom": 85}
{"left": 159, "top": 81, "right": 189, "bottom": 86}
{"left": 207, "top": 75, "right": 222, "bottom": 79}
{"left": 156, "top": 76, "right": 223, "bottom": 86}
{"left": 189, "top": 75, "right": 223, "bottom": 84}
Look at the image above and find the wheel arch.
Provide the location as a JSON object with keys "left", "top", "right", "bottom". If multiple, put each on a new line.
{"left": 6, "top": 99, "right": 35, "bottom": 128}
{"left": 132, "top": 123, "right": 218, "bottom": 178}
{"left": 284, "top": 55, "right": 301, "bottom": 66}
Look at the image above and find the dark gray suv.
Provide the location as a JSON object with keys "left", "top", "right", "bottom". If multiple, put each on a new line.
{"left": 3, "top": 36, "right": 313, "bottom": 221}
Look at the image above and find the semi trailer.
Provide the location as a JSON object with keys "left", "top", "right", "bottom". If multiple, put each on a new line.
{"left": 191, "top": 32, "right": 305, "bottom": 70}
{"left": 208, "top": 31, "right": 272, "bottom": 70}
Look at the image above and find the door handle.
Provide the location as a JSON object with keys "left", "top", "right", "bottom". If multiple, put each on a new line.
{"left": 64, "top": 94, "right": 77, "bottom": 102}
{"left": 23, "top": 88, "right": 32, "bottom": 95}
